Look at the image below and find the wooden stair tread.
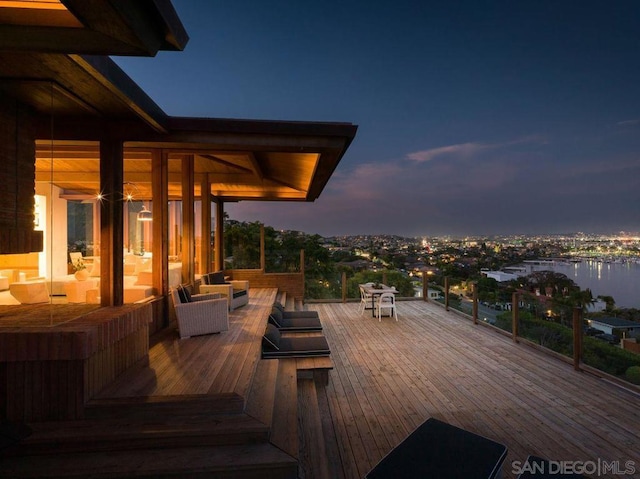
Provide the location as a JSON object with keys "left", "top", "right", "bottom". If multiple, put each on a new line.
{"left": 8, "top": 413, "right": 269, "bottom": 455}
{"left": 85, "top": 393, "right": 245, "bottom": 419}
{"left": 1, "top": 443, "right": 298, "bottom": 478}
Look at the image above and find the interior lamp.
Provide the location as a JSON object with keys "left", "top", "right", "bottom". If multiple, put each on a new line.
{"left": 137, "top": 205, "right": 152, "bottom": 222}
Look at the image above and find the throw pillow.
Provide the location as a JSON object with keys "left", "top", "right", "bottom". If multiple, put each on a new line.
{"left": 262, "top": 324, "right": 281, "bottom": 351}
{"left": 268, "top": 312, "right": 282, "bottom": 328}
{"left": 270, "top": 307, "right": 283, "bottom": 325}
{"left": 209, "top": 271, "right": 226, "bottom": 284}
{"left": 176, "top": 285, "right": 188, "bottom": 303}
{"left": 182, "top": 286, "right": 192, "bottom": 302}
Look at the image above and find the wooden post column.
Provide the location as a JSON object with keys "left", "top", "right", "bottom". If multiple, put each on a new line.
{"left": 512, "top": 292, "right": 519, "bottom": 342}
{"left": 181, "top": 155, "right": 194, "bottom": 284}
{"left": 214, "top": 200, "right": 224, "bottom": 271}
{"left": 444, "top": 277, "right": 449, "bottom": 311}
{"left": 99, "top": 138, "right": 124, "bottom": 306}
{"left": 573, "top": 307, "right": 583, "bottom": 371}
{"left": 422, "top": 274, "right": 429, "bottom": 302}
{"left": 152, "top": 149, "right": 168, "bottom": 311}
{"left": 200, "top": 173, "right": 211, "bottom": 276}
{"left": 472, "top": 282, "right": 478, "bottom": 325}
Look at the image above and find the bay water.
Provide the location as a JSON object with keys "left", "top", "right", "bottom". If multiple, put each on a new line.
{"left": 521, "top": 260, "right": 640, "bottom": 309}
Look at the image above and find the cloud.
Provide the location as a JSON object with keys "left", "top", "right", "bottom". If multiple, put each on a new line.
{"left": 406, "top": 142, "right": 489, "bottom": 163}
{"left": 616, "top": 119, "right": 639, "bottom": 126}
{"left": 405, "top": 136, "right": 545, "bottom": 164}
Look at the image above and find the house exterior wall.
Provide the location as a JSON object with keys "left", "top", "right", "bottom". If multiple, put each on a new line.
{"left": 0, "top": 97, "right": 43, "bottom": 254}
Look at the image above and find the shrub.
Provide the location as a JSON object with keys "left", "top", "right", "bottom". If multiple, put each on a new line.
{"left": 625, "top": 366, "right": 640, "bottom": 385}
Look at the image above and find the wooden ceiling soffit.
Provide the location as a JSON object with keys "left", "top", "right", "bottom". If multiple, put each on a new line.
{"left": 0, "top": 79, "right": 100, "bottom": 116}
{"left": 200, "top": 154, "right": 253, "bottom": 174}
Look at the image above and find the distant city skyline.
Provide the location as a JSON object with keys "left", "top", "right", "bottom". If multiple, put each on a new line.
{"left": 113, "top": 1, "right": 640, "bottom": 237}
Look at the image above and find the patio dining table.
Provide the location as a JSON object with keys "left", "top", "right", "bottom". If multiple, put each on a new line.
{"left": 362, "top": 284, "right": 399, "bottom": 317}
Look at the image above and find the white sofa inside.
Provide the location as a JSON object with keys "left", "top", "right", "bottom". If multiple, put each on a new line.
{"left": 49, "top": 255, "right": 182, "bottom": 303}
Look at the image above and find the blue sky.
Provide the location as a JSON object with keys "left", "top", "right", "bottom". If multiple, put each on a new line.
{"left": 113, "top": 1, "right": 640, "bottom": 237}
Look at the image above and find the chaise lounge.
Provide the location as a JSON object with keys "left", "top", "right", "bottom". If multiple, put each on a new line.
{"left": 261, "top": 324, "right": 331, "bottom": 359}
{"left": 269, "top": 306, "right": 323, "bottom": 332}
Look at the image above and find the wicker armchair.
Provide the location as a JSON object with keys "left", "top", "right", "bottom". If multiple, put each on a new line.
{"left": 170, "top": 288, "right": 229, "bottom": 339}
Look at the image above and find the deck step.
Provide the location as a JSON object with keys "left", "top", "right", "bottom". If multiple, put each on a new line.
{"left": 4, "top": 412, "right": 269, "bottom": 456}
{"left": 297, "top": 378, "right": 331, "bottom": 479}
{"left": 269, "top": 359, "right": 298, "bottom": 459}
{"left": 245, "top": 358, "right": 279, "bottom": 426}
{"left": 84, "top": 393, "right": 245, "bottom": 419}
{"left": 0, "top": 442, "right": 298, "bottom": 479}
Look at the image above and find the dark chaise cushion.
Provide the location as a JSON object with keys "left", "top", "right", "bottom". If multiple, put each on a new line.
{"left": 262, "top": 335, "right": 330, "bottom": 359}
{"left": 273, "top": 302, "right": 285, "bottom": 313}
{"left": 262, "top": 323, "right": 281, "bottom": 351}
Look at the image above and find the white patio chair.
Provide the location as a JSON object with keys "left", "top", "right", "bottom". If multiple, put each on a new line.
{"left": 375, "top": 292, "right": 397, "bottom": 322}
{"left": 358, "top": 283, "right": 374, "bottom": 315}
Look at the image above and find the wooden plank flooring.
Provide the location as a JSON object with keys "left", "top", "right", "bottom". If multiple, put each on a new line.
{"left": 94, "top": 292, "right": 640, "bottom": 479}
{"left": 95, "top": 288, "right": 277, "bottom": 399}
{"left": 311, "top": 300, "right": 640, "bottom": 479}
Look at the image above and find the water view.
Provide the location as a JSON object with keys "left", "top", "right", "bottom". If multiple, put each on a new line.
{"left": 519, "top": 260, "right": 640, "bottom": 310}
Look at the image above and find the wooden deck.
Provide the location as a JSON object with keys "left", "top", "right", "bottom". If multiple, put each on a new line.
{"left": 312, "top": 300, "right": 640, "bottom": 479}
{"left": 4, "top": 291, "right": 639, "bottom": 478}
{"left": 94, "top": 292, "right": 640, "bottom": 478}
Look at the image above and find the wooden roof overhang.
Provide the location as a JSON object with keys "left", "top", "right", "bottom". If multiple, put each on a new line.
{"left": 0, "top": 0, "right": 189, "bottom": 56}
{"left": 34, "top": 116, "right": 358, "bottom": 204}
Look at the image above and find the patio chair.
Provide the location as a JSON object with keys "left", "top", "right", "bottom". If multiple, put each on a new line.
{"left": 269, "top": 307, "right": 322, "bottom": 332}
{"left": 261, "top": 324, "right": 330, "bottom": 359}
{"left": 358, "top": 283, "right": 374, "bottom": 315}
{"left": 375, "top": 292, "right": 397, "bottom": 321}
{"left": 170, "top": 286, "right": 229, "bottom": 339}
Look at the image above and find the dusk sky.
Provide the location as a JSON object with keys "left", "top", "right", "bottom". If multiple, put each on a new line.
{"left": 113, "top": 1, "right": 640, "bottom": 238}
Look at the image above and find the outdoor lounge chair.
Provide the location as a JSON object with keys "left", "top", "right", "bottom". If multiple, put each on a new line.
{"left": 261, "top": 324, "right": 330, "bottom": 359}
{"left": 273, "top": 301, "right": 320, "bottom": 319}
{"left": 366, "top": 417, "right": 507, "bottom": 479}
{"left": 269, "top": 306, "right": 323, "bottom": 332}
{"left": 199, "top": 271, "right": 249, "bottom": 310}
{"left": 170, "top": 286, "right": 229, "bottom": 339}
